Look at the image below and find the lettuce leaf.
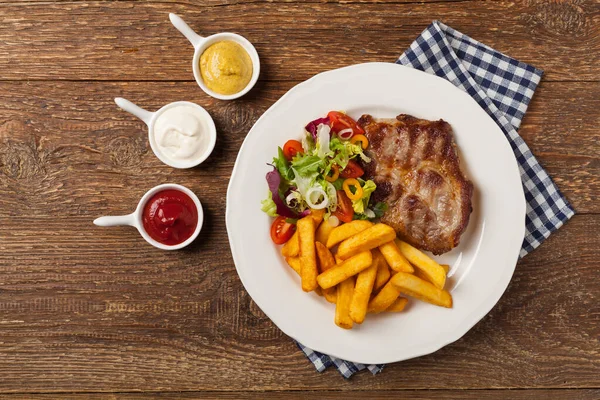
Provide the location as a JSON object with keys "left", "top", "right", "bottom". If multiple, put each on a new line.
{"left": 331, "top": 178, "right": 345, "bottom": 191}
{"left": 353, "top": 201, "right": 388, "bottom": 220}
{"left": 372, "top": 202, "right": 388, "bottom": 218}
{"left": 272, "top": 147, "right": 294, "bottom": 181}
{"left": 328, "top": 137, "right": 369, "bottom": 172}
{"left": 316, "top": 124, "right": 331, "bottom": 159}
{"left": 352, "top": 179, "right": 377, "bottom": 214}
{"left": 291, "top": 154, "right": 325, "bottom": 176}
{"left": 301, "top": 132, "right": 315, "bottom": 153}
{"left": 260, "top": 196, "right": 278, "bottom": 217}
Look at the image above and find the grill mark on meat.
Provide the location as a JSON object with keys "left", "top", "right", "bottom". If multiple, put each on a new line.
{"left": 371, "top": 180, "right": 393, "bottom": 205}
{"left": 358, "top": 114, "right": 473, "bottom": 255}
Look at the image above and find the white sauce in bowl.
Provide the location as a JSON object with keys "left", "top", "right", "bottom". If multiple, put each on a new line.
{"left": 152, "top": 105, "right": 211, "bottom": 163}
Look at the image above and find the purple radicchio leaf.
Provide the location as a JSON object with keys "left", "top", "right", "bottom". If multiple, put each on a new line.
{"left": 266, "top": 167, "right": 297, "bottom": 218}
{"left": 304, "top": 117, "right": 330, "bottom": 140}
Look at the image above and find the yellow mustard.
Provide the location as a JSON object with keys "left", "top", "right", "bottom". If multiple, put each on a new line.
{"left": 200, "top": 41, "right": 253, "bottom": 95}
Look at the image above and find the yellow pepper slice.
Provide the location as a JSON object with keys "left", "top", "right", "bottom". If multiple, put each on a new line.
{"left": 343, "top": 178, "right": 363, "bottom": 201}
{"left": 325, "top": 164, "right": 340, "bottom": 182}
{"left": 350, "top": 134, "right": 369, "bottom": 149}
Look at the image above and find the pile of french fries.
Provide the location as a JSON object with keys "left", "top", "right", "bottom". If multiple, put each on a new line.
{"left": 281, "top": 210, "right": 453, "bottom": 329}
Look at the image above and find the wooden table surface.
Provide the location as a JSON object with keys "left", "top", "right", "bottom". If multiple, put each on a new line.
{"left": 1, "top": 0, "right": 599, "bottom": 398}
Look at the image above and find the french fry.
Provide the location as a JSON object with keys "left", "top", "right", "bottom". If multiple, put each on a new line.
{"left": 331, "top": 254, "right": 349, "bottom": 304}
{"left": 390, "top": 272, "right": 452, "bottom": 308}
{"left": 317, "top": 251, "right": 372, "bottom": 289}
{"left": 281, "top": 231, "right": 299, "bottom": 257}
{"left": 378, "top": 240, "right": 414, "bottom": 273}
{"left": 373, "top": 249, "right": 391, "bottom": 291}
{"left": 298, "top": 217, "right": 318, "bottom": 292}
{"left": 324, "top": 289, "right": 337, "bottom": 303}
{"left": 283, "top": 211, "right": 323, "bottom": 258}
{"left": 337, "top": 223, "right": 397, "bottom": 260}
{"left": 285, "top": 257, "right": 301, "bottom": 275}
{"left": 315, "top": 242, "right": 336, "bottom": 272}
{"left": 326, "top": 220, "right": 373, "bottom": 248}
{"left": 385, "top": 297, "right": 409, "bottom": 312}
{"left": 335, "top": 277, "right": 354, "bottom": 329}
{"left": 349, "top": 262, "right": 378, "bottom": 324}
{"left": 414, "top": 268, "right": 429, "bottom": 283}
{"left": 415, "top": 263, "right": 449, "bottom": 283}
{"left": 288, "top": 254, "right": 334, "bottom": 298}
{"left": 315, "top": 220, "right": 336, "bottom": 246}
{"left": 308, "top": 209, "right": 325, "bottom": 226}
{"left": 368, "top": 280, "right": 402, "bottom": 314}
{"left": 284, "top": 218, "right": 452, "bottom": 329}
{"left": 396, "top": 240, "right": 446, "bottom": 289}
{"left": 315, "top": 242, "right": 337, "bottom": 301}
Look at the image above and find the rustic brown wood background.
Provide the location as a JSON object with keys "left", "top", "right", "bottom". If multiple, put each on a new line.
{"left": 0, "top": 0, "right": 598, "bottom": 398}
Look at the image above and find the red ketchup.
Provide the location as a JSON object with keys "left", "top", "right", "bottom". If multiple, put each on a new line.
{"left": 142, "top": 189, "right": 198, "bottom": 246}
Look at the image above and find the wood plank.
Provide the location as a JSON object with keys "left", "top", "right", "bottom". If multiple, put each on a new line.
{"left": 3, "top": 389, "right": 600, "bottom": 399}
{"left": 0, "top": 80, "right": 596, "bottom": 217}
{"left": 7, "top": 0, "right": 469, "bottom": 3}
{"left": 0, "top": 213, "right": 597, "bottom": 392}
{"left": 0, "top": 1, "right": 598, "bottom": 81}
{"left": 0, "top": 0, "right": 597, "bottom": 395}
{"left": 520, "top": 80, "right": 600, "bottom": 212}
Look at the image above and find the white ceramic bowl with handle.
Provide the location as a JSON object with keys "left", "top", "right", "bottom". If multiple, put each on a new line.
{"left": 93, "top": 183, "right": 203, "bottom": 250}
{"left": 169, "top": 13, "right": 260, "bottom": 100}
{"left": 114, "top": 97, "right": 216, "bottom": 169}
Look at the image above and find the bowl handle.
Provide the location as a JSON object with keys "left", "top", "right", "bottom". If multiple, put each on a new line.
{"left": 114, "top": 97, "right": 153, "bottom": 125}
{"left": 93, "top": 213, "right": 137, "bottom": 227}
{"left": 169, "top": 13, "right": 204, "bottom": 49}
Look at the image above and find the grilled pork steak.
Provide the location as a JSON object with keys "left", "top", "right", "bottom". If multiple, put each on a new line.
{"left": 358, "top": 114, "right": 473, "bottom": 255}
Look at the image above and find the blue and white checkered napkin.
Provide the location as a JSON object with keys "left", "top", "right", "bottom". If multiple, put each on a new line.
{"left": 298, "top": 21, "right": 575, "bottom": 378}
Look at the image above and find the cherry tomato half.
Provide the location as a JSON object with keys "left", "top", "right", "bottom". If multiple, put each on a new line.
{"left": 327, "top": 111, "right": 365, "bottom": 136}
{"left": 283, "top": 140, "right": 304, "bottom": 160}
{"left": 270, "top": 216, "right": 296, "bottom": 245}
{"left": 340, "top": 160, "right": 364, "bottom": 179}
{"left": 333, "top": 190, "right": 354, "bottom": 223}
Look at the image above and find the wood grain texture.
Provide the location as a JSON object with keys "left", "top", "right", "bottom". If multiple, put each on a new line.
{"left": 0, "top": 80, "right": 597, "bottom": 218}
{"left": 0, "top": 215, "right": 598, "bottom": 391}
{"left": 0, "top": 0, "right": 598, "bottom": 396}
{"left": 4, "top": 390, "right": 600, "bottom": 399}
{"left": 0, "top": 1, "right": 598, "bottom": 81}
{"left": 0, "top": 198, "right": 598, "bottom": 390}
{"left": 7, "top": 0, "right": 472, "bottom": 3}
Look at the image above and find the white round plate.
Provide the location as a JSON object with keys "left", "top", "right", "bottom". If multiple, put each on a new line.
{"left": 226, "top": 62, "right": 525, "bottom": 364}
